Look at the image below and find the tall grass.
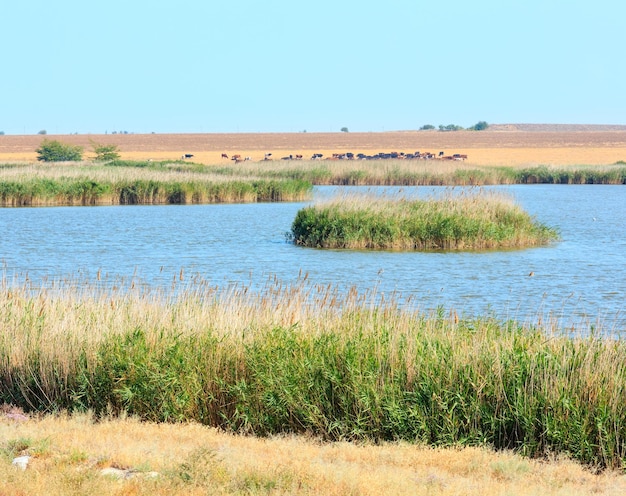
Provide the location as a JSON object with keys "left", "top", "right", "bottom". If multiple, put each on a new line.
{"left": 2, "top": 161, "right": 625, "bottom": 201}
{"left": 207, "top": 160, "right": 626, "bottom": 186}
{"left": 290, "top": 189, "right": 560, "bottom": 250}
{"left": 1, "top": 276, "right": 625, "bottom": 469}
{"left": 0, "top": 162, "right": 311, "bottom": 205}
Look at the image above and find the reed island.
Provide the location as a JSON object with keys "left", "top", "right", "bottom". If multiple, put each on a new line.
{"left": 290, "top": 190, "right": 560, "bottom": 250}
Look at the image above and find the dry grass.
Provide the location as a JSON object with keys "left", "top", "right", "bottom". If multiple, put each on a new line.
{"left": 0, "top": 162, "right": 265, "bottom": 183}
{"left": 2, "top": 412, "right": 626, "bottom": 496}
{"left": 2, "top": 130, "right": 626, "bottom": 165}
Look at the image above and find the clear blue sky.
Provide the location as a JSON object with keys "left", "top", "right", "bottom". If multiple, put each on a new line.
{"left": 2, "top": 0, "right": 625, "bottom": 135}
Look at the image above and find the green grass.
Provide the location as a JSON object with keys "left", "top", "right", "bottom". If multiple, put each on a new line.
{"left": 290, "top": 189, "right": 560, "bottom": 250}
{"left": 1, "top": 278, "right": 625, "bottom": 469}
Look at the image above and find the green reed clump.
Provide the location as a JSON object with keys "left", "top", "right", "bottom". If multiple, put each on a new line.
{"left": 0, "top": 176, "right": 311, "bottom": 206}
{"left": 0, "top": 178, "right": 112, "bottom": 206}
{"left": 1, "top": 278, "right": 626, "bottom": 468}
{"left": 515, "top": 166, "right": 626, "bottom": 184}
{"left": 290, "top": 190, "right": 560, "bottom": 250}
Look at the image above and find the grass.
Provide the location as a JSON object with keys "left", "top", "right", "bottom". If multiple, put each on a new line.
{"left": 2, "top": 412, "right": 626, "bottom": 495}
{"left": 203, "top": 160, "right": 626, "bottom": 186}
{"left": 1, "top": 275, "right": 625, "bottom": 470}
{"left": 0, "top": 161, "right": 312, "bottom": 205}
{"left": 290, "top": 189, "right": 560, "bottom": 250}
{"left": 0, "top": 160, "right": 624, "bottom": 207}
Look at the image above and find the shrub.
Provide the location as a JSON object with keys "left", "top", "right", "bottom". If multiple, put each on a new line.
{"left": 36, "top": 139, "right": 84, "bottom": 162}
{"left": 469, "top": 121, "right": 489, "bottom": 131}
{"left": 438, "top": 124, "right": 464, "bottom": 131}
{"left": 419, "top": 124, "right": 436, "bottom": 130}
{"left": 91, "top": 141, "right": 121, "bottom": 162}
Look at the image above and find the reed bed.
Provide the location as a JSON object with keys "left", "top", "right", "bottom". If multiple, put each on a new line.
{"left": 1, "top": 276, "right": 626, "bottom": 469}
{"left": 0, "top": 162, "right": 311, "bottom": 205}
{"left": 291, "top": 189, "right": 560, "bottom": 250}
{"left": 208, "top": 160, "right": 626, "bottom": 186}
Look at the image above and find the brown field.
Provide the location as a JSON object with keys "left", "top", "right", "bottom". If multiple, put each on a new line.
{"left": 2, "top": 125, "right": 626, "bottom": 166}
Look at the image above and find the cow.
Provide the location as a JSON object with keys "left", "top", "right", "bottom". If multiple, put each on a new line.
{"left": 311, "top": 153, "right": 323, "bottom": 160}
{"left": 438, "top": 151, "right": 445, "bottom": 157}
{"left": 182, "top": 153, "right": 194, "bottom": 159}
{"left": 221, "top": 153, "right": 229, "bottom": 159}
{"left": 264, "top": 153, "right": 273, "bottom": 160}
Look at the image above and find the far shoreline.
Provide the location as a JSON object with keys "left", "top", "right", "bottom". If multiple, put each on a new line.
{"left": 2, "top": 128, "right": 626, "bottom": 165}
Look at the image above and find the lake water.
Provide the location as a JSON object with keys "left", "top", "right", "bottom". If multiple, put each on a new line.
{"left": 2, "top": 185, "right": 625, "bottom": 331}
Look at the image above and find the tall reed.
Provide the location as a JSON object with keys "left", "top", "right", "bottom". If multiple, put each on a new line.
{"left": 1, "top": 276, "right": 625, "bottom": 469}
{"left": 0, "top": 162, "right": 312, "bottom": 205}
{"left": 290, "top": 189, "right": 560, "bottom": 250}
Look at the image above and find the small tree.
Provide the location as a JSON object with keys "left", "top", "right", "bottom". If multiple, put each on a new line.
{"left": 91, "top": 141, "right": 120, "bottom": 161}
{"left": 341, "top": 127, "right": 349, "bottom": 133}
{"left": 469, "top": 121, "right": 489, "bottom": 131}
{"left": 438, "top": 124, "right": 464, "bottom": 131}
{"left": 419, "top": 124, "right": 436, "bottom": 130}
{"left": 38, "top": 129, "right": 47, "bottom": 135}
{"left": 36, "top": 139, "right": 83, "bottom": 162}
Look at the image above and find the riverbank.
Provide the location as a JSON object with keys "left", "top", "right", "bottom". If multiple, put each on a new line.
{"left": 1, "top": 160, "right": 624, "bottom": 206}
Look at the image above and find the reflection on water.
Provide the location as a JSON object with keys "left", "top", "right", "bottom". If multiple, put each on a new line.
{"left": 1, "top": 185, "right": 625, "bottom": 330}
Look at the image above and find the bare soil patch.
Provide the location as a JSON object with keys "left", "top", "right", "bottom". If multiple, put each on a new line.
{"left": 2, "top": 129, "right": 626, "bottom": 165}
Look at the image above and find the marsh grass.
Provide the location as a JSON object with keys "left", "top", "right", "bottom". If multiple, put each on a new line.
{"left": 211, "top": 160, "right": 626, "bottom": 186}
{"left": 1, "top": 276, "right": 626, "bottom": 469}
{"left": 0, "top": 162, "right": 311, "bottom": 205}
{"left": 0, "top": 160, "right": 624, "bottom": 206}
{"left": 291, "top": 189, "right": 560, "bottom": 250}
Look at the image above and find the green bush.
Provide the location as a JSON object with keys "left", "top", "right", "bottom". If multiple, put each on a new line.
{"left": 91, "top": 142, "right": 120, "bottom": 161}
{"left": 469, "top": 121, "right": 489, "bottom": 131}
{"left": 36, "top": 139, "right": 83, "bottom": 162}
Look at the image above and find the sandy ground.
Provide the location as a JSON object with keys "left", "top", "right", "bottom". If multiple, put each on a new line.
{"left": 2, "top": 129, "right": 626, "bottom": 165}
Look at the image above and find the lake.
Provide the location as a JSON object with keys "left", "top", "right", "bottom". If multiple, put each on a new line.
{"left": 2, "top": 185, "right": 625, "bottom": 331}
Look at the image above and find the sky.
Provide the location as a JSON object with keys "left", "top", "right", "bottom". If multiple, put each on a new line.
{"left": 1, "top": 0, "right": 625, "bottom": 135}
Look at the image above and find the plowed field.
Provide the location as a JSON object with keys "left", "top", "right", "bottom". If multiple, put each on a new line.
{"left": 2, "top": 126, "right": 626, "bottom": 166}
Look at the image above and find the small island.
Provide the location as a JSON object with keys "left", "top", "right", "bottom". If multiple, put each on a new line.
{"left": 290, "top": 190, "right": 560, "bottom": 250}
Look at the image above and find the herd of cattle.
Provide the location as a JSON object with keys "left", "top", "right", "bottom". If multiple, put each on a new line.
{"left": 205, "top": 151, "right": 468, "bottom": 162}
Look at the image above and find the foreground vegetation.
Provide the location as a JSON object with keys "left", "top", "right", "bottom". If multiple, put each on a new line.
{"left": 1, "top": 277, "right": 625, "bottom": 470}
{"left": 291, "top": 190, "right": 560, "bottom": 250}
{"left": 0, "top": 160, "right": 624, "bottom": 206}
{"left": 3, "top": 412, "right": 626, "bottom": 496}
